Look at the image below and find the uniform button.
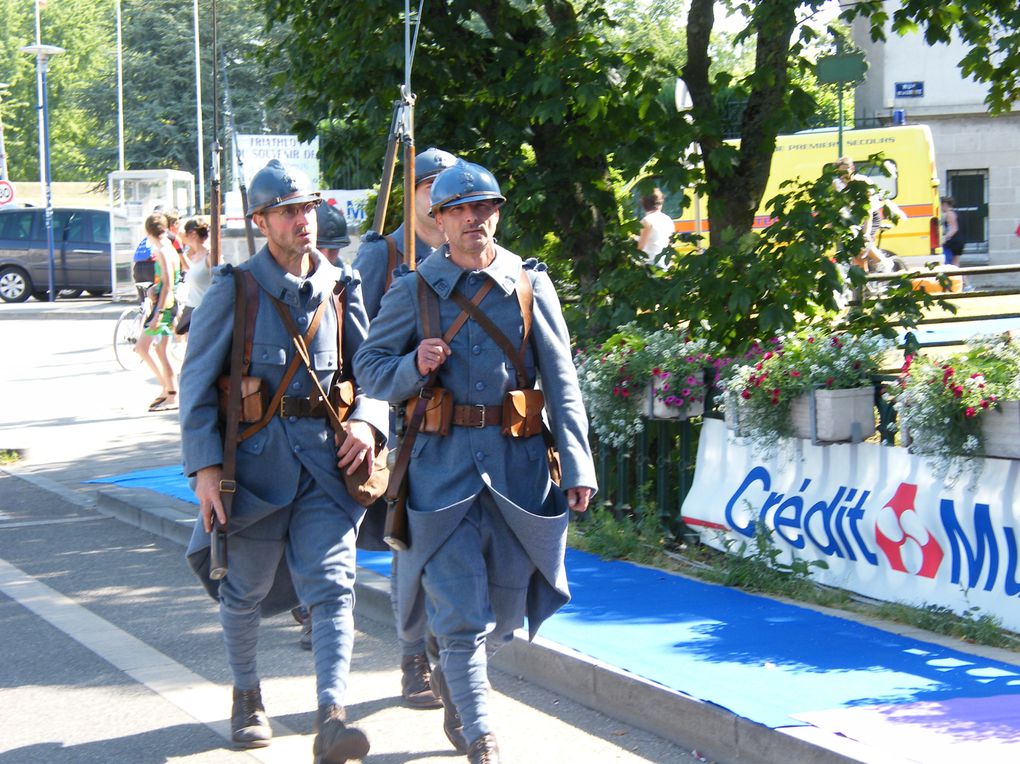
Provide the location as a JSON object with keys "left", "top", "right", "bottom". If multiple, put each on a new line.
{"left": 472, "top": 344, "right": 482, "bottom": 355}
{"left": 291, "top": 381, "right": 301, "bottom": 389}
{"left": 475, "top": 381, "right": 485, "bottom": 391}
{"left": 298, "top": 315, "right": 308, "bottom": 325}
{"left": 261, "top": 351, "right": 268, "bottom": 360}
{"left": 288, "top": 416, "right": 297, "bottom": 423}
{"left": 468, "top": 275, "right": 478, "bottom": 285}
{"left": 475, "top": 451, "right": 485, "bottom": 461}
{"left": 294, "top": 444, "right": 302, "bottom": 452}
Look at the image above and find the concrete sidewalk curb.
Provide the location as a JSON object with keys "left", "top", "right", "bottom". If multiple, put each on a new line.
{"left": 12, "top": 472, "right": 862, "bottom": 764}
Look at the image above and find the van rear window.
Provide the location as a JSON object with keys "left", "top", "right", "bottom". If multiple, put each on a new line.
{"left": 0, "top": 211, "right": 36, "bottom": 240}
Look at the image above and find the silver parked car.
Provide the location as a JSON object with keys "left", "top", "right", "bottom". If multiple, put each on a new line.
{"left": 0, "top": 206, "right": 115, "bottom": 302}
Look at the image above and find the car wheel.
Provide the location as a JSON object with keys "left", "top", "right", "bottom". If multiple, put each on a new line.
{"left": 86, "top": 289, "right": 109, "bottom": 297}
{"left": 58, "top": 289, "right": 83, "bottom": 298}
{"left": 33, "top": 290, "right": 52, "bottom": 301}
{"left": 0, "top": 266, "right": 33, "bottom": 303}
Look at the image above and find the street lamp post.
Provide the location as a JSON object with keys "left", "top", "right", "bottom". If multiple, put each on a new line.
{"left": 20, "top": 43, "right": 65, "bottom": 302}
{"left": 0, "top": 82, "right": 10, "bottom": 181}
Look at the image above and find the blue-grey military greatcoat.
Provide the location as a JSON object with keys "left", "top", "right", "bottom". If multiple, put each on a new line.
{"left": 352, "top": 223, "right": 436, "bottom": 321}
{"left": 352, "top": 244, "right": 597, "bottom": 641}
{"left": 180, "top": 246, "right": 388, "bottom": 614}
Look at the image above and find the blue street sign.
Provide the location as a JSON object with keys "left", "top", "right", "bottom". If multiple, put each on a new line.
{"left": 894, "top": 81, "right": 924, "bottom": 98}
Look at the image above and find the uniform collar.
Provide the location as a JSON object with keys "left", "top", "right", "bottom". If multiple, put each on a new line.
{"left": 246, "top": 246, "right": 346, "bottom": 307}
{"left": 417, "top": 244, "right": 521, "bottom": 299}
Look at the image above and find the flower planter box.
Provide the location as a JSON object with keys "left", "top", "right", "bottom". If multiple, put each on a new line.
{"left": 981, "top": 400, "right": 1020, "bottom": 460}
{"left": 789, "top": 387, "right": 876, "bottom": 443}
{"left": 645, "top": 380, "right": 705, "bottom": 420}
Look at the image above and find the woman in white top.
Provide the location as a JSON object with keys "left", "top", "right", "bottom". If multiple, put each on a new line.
{"left": 637, "top": 188, "right": 675, "bottom": 266}
{"left": 175, "top": 217, "right": 212, "bottom": 336}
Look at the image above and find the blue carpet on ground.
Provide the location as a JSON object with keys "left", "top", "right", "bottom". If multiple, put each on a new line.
{"left": 92, "top": 466, "right": 1020, "bottom": 730}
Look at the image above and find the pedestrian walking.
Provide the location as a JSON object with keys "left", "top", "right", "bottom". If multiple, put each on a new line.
{"left": 353, "top": 160, "right": 597, "bottom": 763}
{"left": 179, "top": 159, "right": 388, "bottom": 763}
{"left": 352, "top": 145, "right": 457, "bottom": 711}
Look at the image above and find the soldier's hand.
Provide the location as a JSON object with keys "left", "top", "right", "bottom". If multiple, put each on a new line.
{"left": 195, "top": 465, "right": 228, "bottom": 532}
{"left": 416, "top": 339, "right": 451, "bottom": 376}
{"left": 337, "top": 419, "right": 376, "bottom": 476}
{"left": 566, "top": 486, "right": 593, "bottom": 513}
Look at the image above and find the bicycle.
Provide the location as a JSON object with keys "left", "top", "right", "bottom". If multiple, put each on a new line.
{"left": 113, "top": 283, "right": 184, "bottom": 371}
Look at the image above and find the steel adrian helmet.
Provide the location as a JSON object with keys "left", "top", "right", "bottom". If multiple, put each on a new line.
{"left": 429, "top": 161, "right": 506, "bottom": 217}
{"left": 415, "top": 147, "right": 458, "bottom": 185}
{"left": 316, "top": 202, "right": 350, "bottom": 248}
{"left": 245, "top": 159, "right": 322, "bottom": 218}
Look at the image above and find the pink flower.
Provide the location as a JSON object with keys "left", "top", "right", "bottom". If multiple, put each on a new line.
{"left": 825, "top": 376, "right": 835, "bottom": 388}
{"left": 965, "top": 407, "right": 977, "bottom": 418}
{"left": 741, "top": 389, "right": 751, "bottom": 399}
{"left": 790, "top": 370, "right": 801, "bottom": 378}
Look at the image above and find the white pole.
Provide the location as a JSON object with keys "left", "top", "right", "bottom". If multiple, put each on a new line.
{"left": 115, "top": 0, "right": 125, "bottom": 172}
{"left": 193, "top": 0, "right": 205, "bottom": 211}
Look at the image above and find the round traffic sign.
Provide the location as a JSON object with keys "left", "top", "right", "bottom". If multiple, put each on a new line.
{"left": 0, "top": 180, "right": 13, "bottom": 206}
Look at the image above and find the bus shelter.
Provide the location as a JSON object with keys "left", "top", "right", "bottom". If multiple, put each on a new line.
{"left": 107, "top": 170, "right": 195, "bottom": 300}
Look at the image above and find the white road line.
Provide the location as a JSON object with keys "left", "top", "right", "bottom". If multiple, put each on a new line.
{"left": 0, "top": 556, "right": 309, "bottom": 762}
{"left": 0, "top": 516, "right": 110, "bottom": 530}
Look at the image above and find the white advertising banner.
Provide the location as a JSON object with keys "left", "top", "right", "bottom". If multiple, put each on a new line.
{"left": 320, "top": 189, "right": 370, "bottom": 231}
{"left": 682, "top": 419, "right": 1020, "bottom": 631}
{"left": 236, "top": 134, "right": 320, "bottom": 189}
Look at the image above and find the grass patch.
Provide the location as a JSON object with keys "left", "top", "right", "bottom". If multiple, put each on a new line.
{"left": 0, "top": 449, "right": 23, "bottom": 465}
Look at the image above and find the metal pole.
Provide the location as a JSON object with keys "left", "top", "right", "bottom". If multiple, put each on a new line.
{"left": 115, "top": 0, "right": 125, "bottom": 172}
{"left": 33, "top": 1, "right": 45, "bottom": 207}
{"left": 40, "top": 55, "right": 56, "bottom": 301}
{"left": 837, "top": 83, "right": 845, "bottom": 158}
{"left": 0, "top": 84, "right": 10, "bottom": 181}
{"left": 193, "top": 0, "right": 205, "bottom": 211}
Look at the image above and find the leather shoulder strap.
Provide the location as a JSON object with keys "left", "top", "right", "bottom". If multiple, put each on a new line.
{"left": 220, "top": 270, "right": 248, "bottom": 518}
{"left": 330, "top": 280, "right": 347, "bottom": 378}
{"left": 383, "top": 235, "right": 399, "bottom": 292}
{"left": 241, "top": 270, "right": 259, "bottom": 373}
{"left": 449, "top": 271, "right": 531, "bottom": 388}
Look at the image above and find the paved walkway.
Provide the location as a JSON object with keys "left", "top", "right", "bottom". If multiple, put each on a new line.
{"left": 3, "top": 299, "right": 1020, "bottom": 764}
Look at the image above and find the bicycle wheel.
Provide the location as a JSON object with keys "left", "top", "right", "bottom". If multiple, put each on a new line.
{"left": 113, "top": 307, "right": 144, "bottom": 371}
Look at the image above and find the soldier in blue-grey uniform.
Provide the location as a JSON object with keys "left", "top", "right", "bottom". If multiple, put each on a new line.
{"left": 352, "top": 146, "right": 457, "bottom": 710}
{"left": 353, "top": 146, "right": 457, "bottom": 319}
{"left": 180, "top": 159, "right": 387, "bottom": 763}
{"left": 315, "top": 201, "right": 352, "bottom": 265}
{"left": 353, "top": 160, "right": 597, "bottom": 764}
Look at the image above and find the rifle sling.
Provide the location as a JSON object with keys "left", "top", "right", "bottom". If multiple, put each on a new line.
{"left": 383, "top": 235, "right": 399, "bottom": 293}
{"left": 220, "top": 271, "right": 248, "bottom": 523}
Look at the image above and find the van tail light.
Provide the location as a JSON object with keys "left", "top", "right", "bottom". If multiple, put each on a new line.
{"left": 930, "top": 217, "right": 940, "bottom": 254}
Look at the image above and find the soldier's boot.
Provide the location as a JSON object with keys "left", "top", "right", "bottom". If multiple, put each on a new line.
{"left": 292, "top": 606, "right": 313, "bottom": 651}
{"left": 401, "top": 652, "right": 442, "bottom": 709}
{"left": 429, "top": 663, "right": 468, "bottom": 754}
{"left": 313, "top": 703, "right": 370, "bottom": 764}
{"left": 466, "top": 732, "right": 500, "bottom": 764}
{"left": 230, "top": 685, "right": 272, "bottom": 749}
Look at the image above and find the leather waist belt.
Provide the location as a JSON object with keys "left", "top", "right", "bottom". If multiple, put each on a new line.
{"left": 451, "top": 404, "right": 503, "bottom": 428}
{"left": 279, "top": 395, "right": 328, "bottom": 418}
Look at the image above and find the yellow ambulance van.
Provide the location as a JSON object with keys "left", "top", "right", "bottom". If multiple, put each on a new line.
{"left": 674, "top": 125, "right": 942, "bottom": 266}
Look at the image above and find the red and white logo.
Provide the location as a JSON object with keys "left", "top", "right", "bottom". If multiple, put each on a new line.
{"left": 874, "top": 482, "right": 944, "bottom": 578}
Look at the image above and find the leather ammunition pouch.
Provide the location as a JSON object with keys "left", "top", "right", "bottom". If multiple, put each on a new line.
{"left": 501, "top": 389, "right": 544, "bottom": 438}
{"left": 217, "top": 375, "right": 268, "bottom": 424}
{"left": 406, "top": 387, "right": 453, "bottom": 435}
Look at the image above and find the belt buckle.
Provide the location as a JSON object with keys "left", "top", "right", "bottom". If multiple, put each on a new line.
{"left": 475, "top": 404, "right": 486, "bottom": 428}
{"left": 280, "top": 397, "right": 294, "bottom": 418}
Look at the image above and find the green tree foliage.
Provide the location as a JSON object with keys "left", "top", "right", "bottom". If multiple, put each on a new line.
{"left": 0, "top": 0, "right": 295, "bottom": 193}
{"left": 264, "top": 0, "right": 697, "bottom": 338}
